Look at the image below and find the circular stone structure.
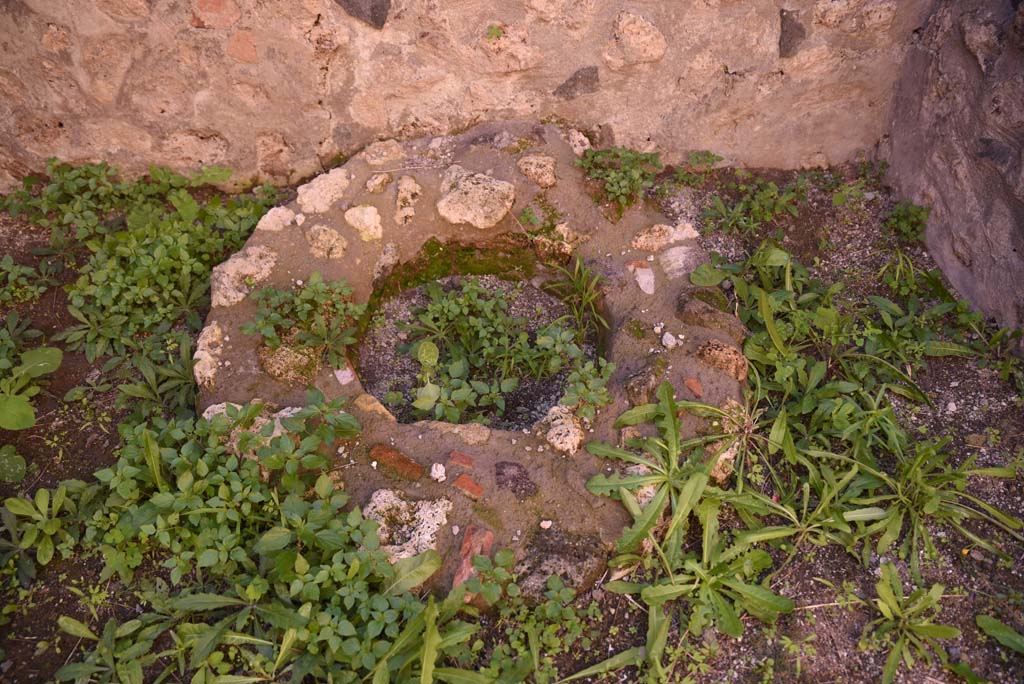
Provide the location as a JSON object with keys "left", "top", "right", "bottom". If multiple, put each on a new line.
{"left": 194, "top": 120, "right": 750, "bottom": 595}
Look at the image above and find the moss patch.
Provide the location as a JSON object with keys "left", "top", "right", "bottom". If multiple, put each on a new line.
{"left": 360, "top": 235, "right": 539, "bottom": 335}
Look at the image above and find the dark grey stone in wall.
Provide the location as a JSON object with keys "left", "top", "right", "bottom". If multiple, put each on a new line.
{"left": 334, "top": 0, "right": 391, "bottom": 30}
{"left": 779, "top": 10, "right": 807, "bottom": 58}
{"left": 885, "top": 0, "right": 1024, "bottom": 332}
{"left": 553, "top": 66, "right": 600, "bottom": 100}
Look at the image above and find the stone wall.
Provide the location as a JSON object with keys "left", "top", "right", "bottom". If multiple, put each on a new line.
{"left": 0, "top": 0, "right": 931, "bottom": 191}
{"left": 884, "top": 0, "right": 1024, "bottom": 331}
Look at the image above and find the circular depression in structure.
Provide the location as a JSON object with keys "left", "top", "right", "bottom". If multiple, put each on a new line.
{"left": 358, "top": 274, "right": 596, "bottom": 431}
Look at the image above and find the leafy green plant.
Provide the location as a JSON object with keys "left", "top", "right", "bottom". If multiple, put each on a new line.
{"left": 976, "top": 613, "right": 1024, "bottom": 654}
{"left": 0, "top": 312, "right": 41, "bottom": 372}
{"left": 462, "top": 553, "right": 603, "bottom": 683}
{"left": 543, "top": 257, "right": 609, "bottom": 341}
{"left": 673, "top": 150, "right": 722, "bottom": 187}
{"left": 582, "top": 383, "right": 793, "bottom": 680}
{"left": 831, "top": 178, "right": 867, "bottom": 207}
{"left": 703, "top": 172, "right": 803, "bottom": 234}
{"left": 576, "top": 147, "right": 663, "bottom": 209}
{"left": 4, "top": 483, "right": 83, "bottom": 566}
{"left": 22, "top": 390, "right": 496, "bottom": 683}
{"left": 560, "top": 358, "right": 614, "bottom": 421}
{"left": 0, "top": 346, "right": 62, "bottom": 430}
{"left": 858, "top": 564, "right": 960, "bottom": 684}
{"left": 116, "top": 333, "right": 197, "bottom": 417}
{"left": 885, "top": 201, "right": 930, "bottom": 243}
{"left": 402, "top": 278, "right": 583, "bottom": 424}
{"left": 5, "top": 161, "right": 279, "bottom": 362}
{"left": 0, "top": 255, "right": 49, "bottom": 304}
{"left": 243, "top": 272, "right": 365, "bottom": 369}
{"left": 835, "top": 439, "right": 1022, "bottom": 583}
{"left": 486, "top": 24, "right": 504, "bottom": 40}
{"left": 0, "top": 445, "right": 27, "bottom": 484}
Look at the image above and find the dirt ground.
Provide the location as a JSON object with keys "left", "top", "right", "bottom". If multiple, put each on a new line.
{"left": 1, "top": 159, "right": 1023, "bottom": 683}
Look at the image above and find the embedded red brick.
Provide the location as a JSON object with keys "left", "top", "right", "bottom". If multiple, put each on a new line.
{"left": 452, "top": 473, "right": 484, "bottom": 499}
{"left": 452, "top": 524, "right": 495, "bottom": 593}
{"left": 684, "top": 376, "right": 704, "bottom": 399}
{"left": 449, "top": 450, "right": 475, "bottom": 469}
{"left": 369, "top": 444, "right": 424, "bottom": 481}
{"left": 226, "top": 30, "right": 257, "bottom": 63}
{"left": 191, "top": 0, "right": 241, "bottom": 29}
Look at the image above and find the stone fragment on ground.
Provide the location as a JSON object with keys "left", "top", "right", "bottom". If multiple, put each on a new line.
{"left": 517, "top": 154, "right": 557, "bottom": 187}
{"left": 436, "top": 168, "right": 516, "bottom": 229}
{"left": 256, "top": 206, "right": 295, "bottom": 232}
{"left": 452, "top": 524, "right": 494, "bottom": 597}
{"left": 345, "top": 205, "right": 383, "bottom": 241}
{"left": 631, "top": 222, "right": 699, "bottom": 252}
{"left": 697, "top": 340, "right": 749, "bottom": 383}
{"left": 538, "top": 405, "right": 584, "bottom": 454}
{"left": 676, "top": 294, "right": 747, "bottom": 345}
{"left": 394, "top": 175, "right": 421, "bottom": 225}
{"left": 305, "top": 223, "right": 348, "bottom": 259}
{"left": 659, "top": 244, "right": 705, "bottom": 279}
{"left": 297, "top": 167, "right": 350, "bottom": 214}
{"left": 627, "top": 261, "right": 656, "bottom": 295}
{"left": 210, "top": 244, "right": 276, "bottom": 307}
{"left": 363, "top": 489, "right": 452, "bottom": 562}
{"left": 514, "top": 528, "right": 606, "bottom": 597}
{"left": 495, "top": 461, "right": 539, "bottom": 499}
{"left": 365, "top": 173, "right": 391, "bottom": 193}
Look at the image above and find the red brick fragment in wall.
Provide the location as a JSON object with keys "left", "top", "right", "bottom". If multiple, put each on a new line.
{"left": 449, "top": 450, "right": 475, "bottom": 469}
{"left": 684, "top": 376, "right": 704, "bottom": 399}
{"left": 452, "top": 524, "right": 494, "bottom": 599}
{"left": 226, "top": 30, "right": 257, "bottom": 63}
{"left": 452, "top": 473, "right": 483, "bottom": 499}
{"left": 369, "top": 444, "right": 424, "bottom": 481}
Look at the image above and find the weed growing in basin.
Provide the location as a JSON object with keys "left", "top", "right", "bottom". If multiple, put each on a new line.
{"left": 243, "top": 272, "right": 365, "bottom": 370}
{"left": 576, "top": 147, "right": 663, "bottom": 209}
{"left": 560, "top": 358, "right": 614, "bottom": 421}
{"left": 403, "top": 279, "right": 582, "bottom": 423}
{"left": 544, "top": 256, "right": 609, "bottom": 340}
{"left": 885, "top": 201, "right": 930, "bottom": 243}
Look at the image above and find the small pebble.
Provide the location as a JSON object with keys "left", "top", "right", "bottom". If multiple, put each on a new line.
{"left": 662, "top": 332, "right": 678, "bottom": 349}
{"left": 511, "top": 438, "right": 517, "bottom": 445}
{"left": 452, "top": 525, "right": 460, "bottom": 536}
{"left": 540, "top": 520, "right": 553, "bottom": 530}
{"left": 537, "top": 446, "right": 544, "bottom": 452}
{"left": 947, "top": 401, "right": 957, "bottom": 413}
{"left": 370, "top": 461, "right": 378, "bottom": 469}
{"left": 654, "top": 323, "right": 664, "bottom": 334}
{"left": 646, "top": 255, "right": 654, "bottom": 262}
{"left": 430, "top": 463, "right": 447, "bottom": 483}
